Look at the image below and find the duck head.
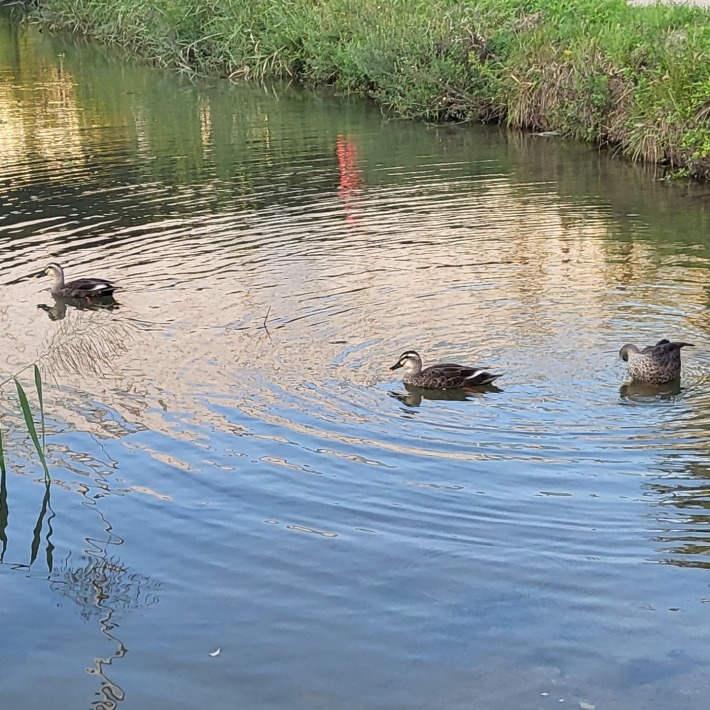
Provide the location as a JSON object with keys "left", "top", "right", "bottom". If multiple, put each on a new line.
{"left": 390, "top": 350, "right": 423, "bottom": 374}
{"left": 35, "top": 262, "right": 64, "bottom": 281}
{"left": 619, "top": 344, "right": 640, "bottom": 362}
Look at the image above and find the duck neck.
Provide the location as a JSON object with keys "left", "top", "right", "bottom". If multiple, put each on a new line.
{"left": 54, "top": 269, "right": 65, "bottom": 288}
{"left": 406, "top": 359, "right": 422, "bottom": 376}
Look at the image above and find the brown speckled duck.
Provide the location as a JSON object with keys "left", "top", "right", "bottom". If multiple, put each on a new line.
{"left": 37, "top": 262, "right": 120, "bottom": 299}
{"left": 619, "top": 339, "right": 693, "bottom": 384}
{"left": 389, "top": 350, "right": 503, "bottom": 389}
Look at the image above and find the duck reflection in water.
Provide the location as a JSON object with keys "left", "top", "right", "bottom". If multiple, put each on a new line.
{"left": 620, "top": 379, "right": 683, "bottom": 402}
{"left": 390, "top": 382, "right": 503, "bottom": 408}
{"left": 37, "top": 293, "right": 120, "bottom": 321}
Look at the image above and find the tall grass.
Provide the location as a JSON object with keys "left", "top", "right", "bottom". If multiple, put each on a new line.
{"left": 29, "top": 0, "right": 710, "bottom": 179}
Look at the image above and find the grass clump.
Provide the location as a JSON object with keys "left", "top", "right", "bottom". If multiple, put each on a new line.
{"left": 29, "top": 0, "right": 710, "bottom": 180}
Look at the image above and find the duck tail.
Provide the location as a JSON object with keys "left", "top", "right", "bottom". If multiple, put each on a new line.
{"left": 465, "top": 370, "right": 503, "bottom": 387}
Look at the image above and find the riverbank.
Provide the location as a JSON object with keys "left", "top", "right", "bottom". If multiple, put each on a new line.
{"left": 25, "top": 0, "right": 710, "bottom": 180}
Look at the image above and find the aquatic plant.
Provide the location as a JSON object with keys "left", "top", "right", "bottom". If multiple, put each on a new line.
{"left": 0, "top": 366, "right": 51, "bottom": 482}
{"left": 28, "top": 0, "right": 710, "bottom": 180}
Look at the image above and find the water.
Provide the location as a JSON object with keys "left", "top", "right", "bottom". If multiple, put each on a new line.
{"left": 3, "top": 15, "right": 710, "bottom": 710}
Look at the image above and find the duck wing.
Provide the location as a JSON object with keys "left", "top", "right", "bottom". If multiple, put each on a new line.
{"left": 424, "top": 363, "right": 503, "bottom": 389}
{"left": 66, "top": 277, "right": 120, "bottom": 293}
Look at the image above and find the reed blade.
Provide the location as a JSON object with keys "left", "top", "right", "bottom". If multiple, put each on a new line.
{"left": 14, "top": 378, "right": 50, "bottom": 481}
{"left": 34, "top": 365, "right": 45, "bottom": 452}
{"left": 0, "top": 426, "right": 5, "bottom": 476}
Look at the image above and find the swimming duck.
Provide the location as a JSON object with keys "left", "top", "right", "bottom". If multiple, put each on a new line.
{"left": 619, "top": 339, "right": 693, "bottom": 384}
{"left": 37, "top": 262, "right": 120, "bottom": 299}
{"left": 389, "top": 350, "right": 503, "bottom": 389}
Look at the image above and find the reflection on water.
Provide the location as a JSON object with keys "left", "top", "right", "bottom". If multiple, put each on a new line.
{"left": 37, "top": 293, "right": 121, "bottom": 322}
{"left": 0, "top": 459, "right": 158, "bottom": 710}
{"left": 50, "top": 530, "right": 160, "bottom": 710}
{"left": 4, "top": 12, "right": 710, "bottom": 710}
{"left": 0, "top": 466, "right": 7, "bottom": 562}
{"left": 29, "top": 481, "right": 54, "bottom": 570}
{"left": 39, "top": 309, "right": 132, "bottom": 379}
{"left": 620, "top": 379, "right": 683, "bottom": 402}
{"left": 389, "top": 383, "right": 503, "bottom": 408}
{"left": 51, "top": 552, "right": 158, "bottom": 710}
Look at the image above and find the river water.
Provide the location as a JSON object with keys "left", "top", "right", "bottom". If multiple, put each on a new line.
{"left": 3, "top": 15, "right": 710, "bottom": 710}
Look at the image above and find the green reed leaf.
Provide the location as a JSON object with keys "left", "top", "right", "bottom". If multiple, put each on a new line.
{"left": 14, "top": 378, "right": 50, "bottom": 482}
{"left": 34, "top": 365, "right": 45, "bottom": 451}
{"left": 0, "top": 426, "right": 5, "bottom": 476}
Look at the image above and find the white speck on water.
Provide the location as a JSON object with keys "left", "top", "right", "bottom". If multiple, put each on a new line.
{"left": 209, "top": 647, "right": 221, "bottom": 657}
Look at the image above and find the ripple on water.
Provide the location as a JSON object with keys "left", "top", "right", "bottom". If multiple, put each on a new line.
{"left": 4, "top": 33, "right": 710, "bottom": 708}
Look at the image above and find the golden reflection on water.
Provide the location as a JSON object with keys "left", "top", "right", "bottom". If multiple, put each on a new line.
{"left": 0, "top": 56, "right": 85, "bottom": 185}
{"left": 7, "top": 180, "right": 707, "bottom": 456}
{"left": 2, "top": 22, "right": 710, "bottom": 469}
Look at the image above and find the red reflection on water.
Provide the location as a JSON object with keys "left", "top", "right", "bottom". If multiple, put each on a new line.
{"left": 336, "top": 134, "right": 362, "bottom": 225}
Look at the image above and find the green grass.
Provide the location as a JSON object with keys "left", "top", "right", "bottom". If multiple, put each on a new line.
{"left": 23, "top": 0, "right": 710, "bottom": 178}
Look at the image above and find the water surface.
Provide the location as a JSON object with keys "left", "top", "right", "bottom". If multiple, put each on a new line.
{"left": 3, "top": 15, "right": 710, "bottom": 710}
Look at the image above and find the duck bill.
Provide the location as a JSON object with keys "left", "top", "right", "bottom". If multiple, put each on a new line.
{"left": 33, "top": 269, "right": 46, "bottom": 279}
{"left": 389, "top": 362, "right": 403, "bottom": 371}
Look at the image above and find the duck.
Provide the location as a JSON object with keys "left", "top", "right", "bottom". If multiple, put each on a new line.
{"left": 389, "top": 350, "right": 503, "bottom": 389}
{"left": 37, "top": 262, "right": 121, "bottom": 299}
{"left": 619, "top": 339, "right": 693, "bottom": 384}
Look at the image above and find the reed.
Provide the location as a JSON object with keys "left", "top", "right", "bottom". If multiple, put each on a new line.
{"left": 0, "top": 370, "right": 50, "bottom": 482}
{"left": 3, "top": 366, "right": 51, "bottom": 482}
{"left": 28, "top": 0, "right": 710, "bottom": 180}
{"left": 0, "top": 426, "right": 5, "bottom": 477}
